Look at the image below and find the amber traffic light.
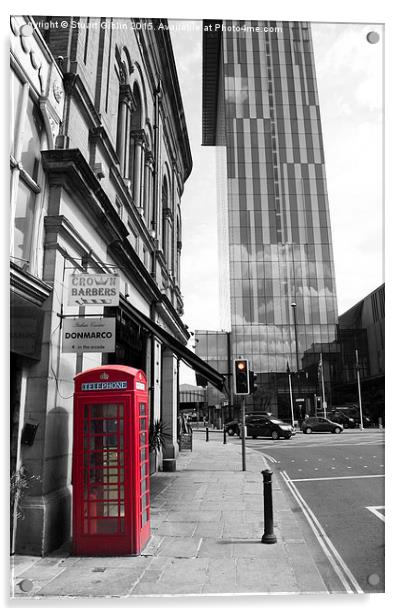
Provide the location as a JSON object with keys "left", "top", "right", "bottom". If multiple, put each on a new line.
{"left": 234, "top": 358, "right": 250, "bottom": 395}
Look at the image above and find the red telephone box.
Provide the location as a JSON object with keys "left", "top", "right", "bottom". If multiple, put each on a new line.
{"left": 72, "top": 365, "right": 150, "bottom": 555}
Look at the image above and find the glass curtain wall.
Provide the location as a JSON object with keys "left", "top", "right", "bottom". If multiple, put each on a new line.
{"left": 219, "top": 20, "right": 338, "bottom": 377}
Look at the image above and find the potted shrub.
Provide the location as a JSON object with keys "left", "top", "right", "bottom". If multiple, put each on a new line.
{"left": 148, "top": 420, "right": 170, "bottom": 474}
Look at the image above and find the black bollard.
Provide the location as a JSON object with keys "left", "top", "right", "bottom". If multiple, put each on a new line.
{"left": 223, "top": 427, "right": 227, "bottom": 444}
{"left": 206, "top": 426, "right": 209, "bottom": 442}
{"left": 261, "top": 469, "right": 277, "bottom": 544}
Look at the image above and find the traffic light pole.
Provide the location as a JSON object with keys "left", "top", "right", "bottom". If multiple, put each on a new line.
{"left": 241, "top": 397, "right": 246, "bottom": 471}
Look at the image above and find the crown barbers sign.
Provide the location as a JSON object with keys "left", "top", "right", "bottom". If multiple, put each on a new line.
{"left": 62, "top": 318, "right": 116, "bottom": 353}
{"left": 67, "top": 273, "right": 120, "bottom": 306}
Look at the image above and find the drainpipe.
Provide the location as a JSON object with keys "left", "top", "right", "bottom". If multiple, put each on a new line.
{"left": 149, "top": 301, "right": 157, "bottom": 425}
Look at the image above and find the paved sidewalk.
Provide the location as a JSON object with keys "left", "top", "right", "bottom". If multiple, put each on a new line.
{"left": 10, "top": 435, "right": 328, "bottom": 598}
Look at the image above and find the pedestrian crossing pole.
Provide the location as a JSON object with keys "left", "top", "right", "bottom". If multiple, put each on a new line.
{"left": 241, "top": 397, "right": 246, "bottom": 471}
{"left": 319, "top": 353, "right": 327, "bottom": 418}
{"left": 355, "top": 348, "right": 364, "bottom": 430}
{"left": 234, "top": 359, "right": 249, "bottom": 472}
{"left": 287, "top": 362, "right": 295, "bottom": 428}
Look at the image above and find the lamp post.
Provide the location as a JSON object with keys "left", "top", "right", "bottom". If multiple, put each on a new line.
{"left": 291, "top": 302, "right": 300, "bottom": 372}
{"left": 291, "top": 302, "right": 301, "bottom": 421}
{"left": 355, "top": 348, "right": 364, "bottom": 430}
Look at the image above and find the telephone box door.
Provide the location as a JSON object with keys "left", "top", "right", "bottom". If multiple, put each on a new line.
{"left": 74, "top": 394, "right": 134, "bottom": 554}
{"left": 137, "top": 396, "right": 151, "bottom": 549}
{"left": 73, "top": 365, "right": 150, "bottom": 556}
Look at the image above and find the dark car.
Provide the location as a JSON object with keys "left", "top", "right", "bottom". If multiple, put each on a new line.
{"left": 247, "top": 416, "right": 295, "bottom": 440}
{"left": 225, "top": 414, "right": 265, "bottom": 437}
{"left": 301, "top": 416, "right": 343, "bottom": 434}
{"left": 225, "top": 419, "right": 241, "bottom": 436}
{"left": 225, "top": 415, "right": 295, "bottom": 439}
{"left": 325, "top": 410, "right": 356, "bottom": 428}
{"left": 331, "top": 405, "right": 372, "bottom": 428}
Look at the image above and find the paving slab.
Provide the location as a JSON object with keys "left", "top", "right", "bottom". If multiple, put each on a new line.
{"left": 10, "top": 435, "right": 328, "bottom": 598}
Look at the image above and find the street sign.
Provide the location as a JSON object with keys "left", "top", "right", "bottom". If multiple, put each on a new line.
{"left": 67, "top": 273, "right": 120, "bottom": 306}
{"left": 295, "top": 398, "right": 304, "bottom": 402}
{"left": 62, "top": 318, "right": 116, "bottom": 353}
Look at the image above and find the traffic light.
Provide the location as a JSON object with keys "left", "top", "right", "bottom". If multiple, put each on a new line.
{"left": 234, "top": 359, "right": 250, "bottom": 395}
{"left": 249, "top": 370, "right": 258, "bottom": 394}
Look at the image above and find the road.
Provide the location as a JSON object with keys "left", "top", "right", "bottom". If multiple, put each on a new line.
{"left": 228, "top": 429, "right": 385, "bottom": 593}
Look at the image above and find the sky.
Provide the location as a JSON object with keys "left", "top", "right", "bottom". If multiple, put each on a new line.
{"left": 168, "top": 19, "right": 384, "bottom": 382}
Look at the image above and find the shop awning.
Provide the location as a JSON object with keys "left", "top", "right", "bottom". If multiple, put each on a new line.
{"left": 121, "top": 301, "right": 226, "bottom": 391}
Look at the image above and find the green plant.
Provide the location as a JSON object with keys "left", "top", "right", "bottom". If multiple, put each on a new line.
{"left": 10, "top": 465, "right": 41, "bottom": 521}
{"left": 149, "top": 419, "right": 170, "bottom": 452}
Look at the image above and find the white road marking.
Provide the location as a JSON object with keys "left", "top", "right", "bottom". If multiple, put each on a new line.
{"left": 264, "top": 454, "right": 278, "bottom": 464}
{"left": 269, "top": 441, "right": 384, "bottom": 449}
{"left": 290, "top": 474, "right": 384, "bottom": 483}
{"left": 366, "top": 506, "right": 385, "bottom": 522}
{"left": 281, "top": 470, "right": 363, "bottom": 594}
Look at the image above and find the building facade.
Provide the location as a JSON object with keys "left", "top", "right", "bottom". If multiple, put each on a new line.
{"left": 10, "top": 15, "right": 223, "bottom": 555}
{"left": 335, "top": 283, "right": 385, "bottom": 422}
{"left": 202, "top": 20, "right": 338, "bottom": 418}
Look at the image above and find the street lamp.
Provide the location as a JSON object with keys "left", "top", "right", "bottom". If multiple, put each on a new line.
{"left": 355, "top": 348, "right": 364, "bottom": 430}
{"left": 291, "top": 301, "right": 302, "bottom": 422}
{"left": 291, "top": 302, "right": 300, "bottom": 372}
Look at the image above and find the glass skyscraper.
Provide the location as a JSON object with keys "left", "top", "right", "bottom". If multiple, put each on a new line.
{"left": 202, "top": 20, "right": 338, "bottom": 417}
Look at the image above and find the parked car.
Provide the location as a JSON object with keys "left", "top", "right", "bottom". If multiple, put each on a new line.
{"left": 301, "top": 416, "right": 343, "bottom": 434}
{"left": 225, "top": 419, "right": 241, "bottom": 436}
{"left": 324, "top": 410, "right": 356, "bottom": 428}
{"left": 225, "top": 414, "right": 267, "bottom": 436}
{"left": 225, "top": 415, "right": 295, "bottom": 440}
{"left": 331, "top": 405, "right": 372, "bottom": 428}
{"left": 247, "top": 416, "right": 295, "bottom": 440}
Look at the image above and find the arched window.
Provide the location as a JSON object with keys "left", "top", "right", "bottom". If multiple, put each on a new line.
{"left": 176, "top": 211, "right": 182, "bottom": 286}
{"left": 130, "top": 83, "right": 144, "bottom": 210}
{"left": 132, "top": 84, "right": 142, "bottom": 131}
{"left": 115, "top": 61, "right": 131, "bottom": 179}
{"left": 161, "top": 177, "right": 169, "bottom": 258}
{"left": 143, "top": 127, "right": 154, "bottom": 228}
{"left": 161, "top": 175, "right": 174, "bottom": 272}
